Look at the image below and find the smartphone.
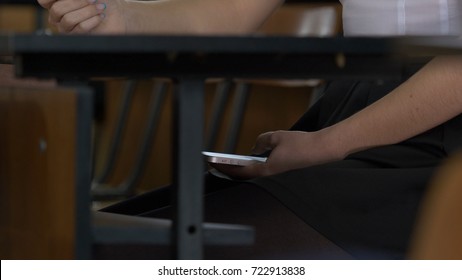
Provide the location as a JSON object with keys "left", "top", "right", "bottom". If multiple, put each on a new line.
{"left": 202, "top": 151, "right": 267, "bottom": 166}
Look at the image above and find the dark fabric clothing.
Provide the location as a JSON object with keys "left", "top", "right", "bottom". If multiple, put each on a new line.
{"left": 99, "top": 177, "right": 353, "bottom": 260}
{"left": 250, "top": 77, "right": 462, "bottom": 258}
{"left": 101, "top": 70, "right": 462, "bottom": 259}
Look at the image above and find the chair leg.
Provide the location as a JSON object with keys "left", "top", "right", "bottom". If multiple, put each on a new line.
{"left": 205, "top": 80, "right": 233, "bottom": 151}
{"left": 92, "top": 80, "right": 169, "bottom": 200}
{"left": 93, "top": 80, "right": 137, "bottom": 185}
{"left": 117, "top": 80, "right": 169, "bottom": 197}
{"left": 224, "top": 82, "right": 251, "bottom": 153}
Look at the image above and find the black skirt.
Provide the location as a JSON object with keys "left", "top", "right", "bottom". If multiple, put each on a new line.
{"left": 251, "top": 78, "right": 462, "bottom": 258}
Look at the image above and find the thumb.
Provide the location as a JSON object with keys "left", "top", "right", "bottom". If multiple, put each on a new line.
{"left": 252, "top": 131, "right": 278, "bottom": 155}
{"left": 37, "top": 0, "right": 56, "bottom": 9}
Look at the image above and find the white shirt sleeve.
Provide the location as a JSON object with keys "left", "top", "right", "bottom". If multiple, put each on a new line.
{"left": 340, "top": 0, "right": 462, "bottom": 36}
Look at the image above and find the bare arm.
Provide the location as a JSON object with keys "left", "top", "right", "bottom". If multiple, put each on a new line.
{"left": 216, "top": 56, "right": 462, "bottom": 179}
{"left": 38, "top": 0, "right": 284, "bottom": 34}
{"left": 123, "top": 0, "right": 284, "bottom": 34}
{"left": 325, "top": 56, "right": 462, "bottom": 158}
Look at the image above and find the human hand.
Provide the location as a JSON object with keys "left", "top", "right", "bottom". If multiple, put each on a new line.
{"left": 37, "top": 0, "right": 127, "bottom": 34}
{"left": 212, "top": 130, "right": 343, "bottom": 180}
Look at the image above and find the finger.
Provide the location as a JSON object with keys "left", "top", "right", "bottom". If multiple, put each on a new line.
{"left": 37, "top": 0, "right": 56, "bottom": 10}
{"left": 70, "top": 13, "right": 105, "bottom": 34}
{"left": 210, "top": 162, "right": 268, "bottom": 180}
{"left": 49, "top": 0, "right": 98, "bottom": 24}
{"left": 252, "top": 131, "right": 278, "bottom": 155}
{"left": 60, "top": 4, "right": 106, "bottom": 33}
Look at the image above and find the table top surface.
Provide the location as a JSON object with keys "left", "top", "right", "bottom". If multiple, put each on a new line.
{"left": 0, "top": 34, "right": 397, "bottom": 54}
{"left": 1, "top": 34, "right": 461, "bottom": 55}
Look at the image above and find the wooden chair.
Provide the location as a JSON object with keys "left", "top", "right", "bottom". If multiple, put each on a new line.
{"left": 408, "top": 152, "right": 462, "bottom": 259}
{"left": 0, "top": 64, "right": 93, "bottom": 259}
{"left": 91, "top": 79, "right": 170, "bottom": 201}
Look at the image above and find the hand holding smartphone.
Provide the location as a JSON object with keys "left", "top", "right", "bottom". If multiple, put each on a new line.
{"left": 202, "top": 151, "right": 267, "bottom": 166}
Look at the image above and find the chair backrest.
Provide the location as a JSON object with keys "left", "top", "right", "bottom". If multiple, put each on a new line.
{"left": 0, "top": 64, "right": 93, "bottom": 259}
{"left": 257, "top": 4, "right": 341, "bottom": 37}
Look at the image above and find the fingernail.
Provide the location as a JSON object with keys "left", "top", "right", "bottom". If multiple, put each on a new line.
{"left": 96, "top": 3, "right": 106, "bottom": 10}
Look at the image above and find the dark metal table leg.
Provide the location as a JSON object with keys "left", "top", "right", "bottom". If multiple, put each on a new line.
{"left": 172, "top": 78, "right": 205, "bottom": 260}
{"left": 73, "top": 85, "right": 94, "bottom": 259}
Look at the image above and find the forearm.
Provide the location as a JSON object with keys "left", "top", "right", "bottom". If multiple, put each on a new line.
{"left": 122, "top": 0, "right": 283, "bottom": 34}
{"left": 322, "top": 56, "right": 462, "bottom": 158}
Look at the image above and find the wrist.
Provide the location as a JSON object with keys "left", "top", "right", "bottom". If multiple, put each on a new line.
{"left": 316, "top": 125, "right": 350, "bottom": 161}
